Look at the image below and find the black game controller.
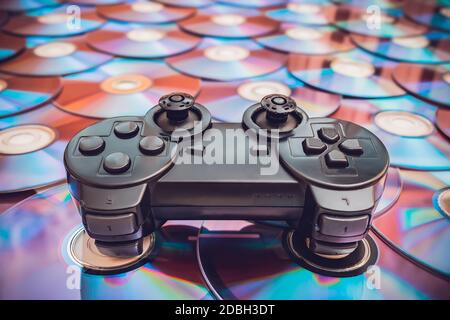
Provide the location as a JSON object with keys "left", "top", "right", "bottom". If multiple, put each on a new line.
{"left": 64, "top": 92, "right": 389, "bottom": 259}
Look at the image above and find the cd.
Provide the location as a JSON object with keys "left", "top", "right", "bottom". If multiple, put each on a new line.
{"left": 334, "top": 5, "right": 428, "bottom": 38}
{"left": 0, "top": 33, "right": 25, "bottom": 62}
{"left": 266, "top": 1, "right": 338, "bottom": 25}
{"left": 155, "top": 0, "right": 213, "bottom": 8}
{"left": 179, "top": 4, "right": 279, "bottom": 39}
{"left": 87, "top": 22, "right": 200, "bottom": 59}
{"left": 196, "top": 68, "right": 341, "bottom": 122}
{"left": 0, "top": 104, "right": 95, "bottom": 193}
{"left": 0, "top": 36, "right": 113, "bottom": 77}
{"left": 197, "top": 221, "right": 450, "bottom": 299}
{"left": 2, "top": 5, "right": 105, "bottom": 37}
{"left": 166, "top": 38, "right": 286, "bottom": 81}
{"left": 404, "top": 0, "right": 450, "bottom": 33}
{"left": 97, "top": 1, "right": 195, "bottom": 24}
{"left": 288, "top": 48, "right": 405, "bottom": 98}
{"left": 351, "top": 32, "right": 450, "bottom": 65}
{"left": 0, "top": 74, "right": 62, "bottom": 118}
{"left": 0, "top": 185, "right": 212, "bottom": 299}
{"left": 436, "top": 108, "right": 450, "bottom": 139}
{"left": 0, "top": 0, "right": 60, "bottom": 12}
{"left": 217, "top": 0, "right": 287, "bottom": 8}
{"left": 55, "top": 58, "right": 201, "bottom": 119}
{"left": 373, "top": 170, "right": 450, "bottom": 278}
{"left": 393, "top": 63, "right": 450, "bottom": 108}
{"left": 332, "top": 96, "right": 450, "bottom": 170}
{"left": 256, "top": 24, "right": 354, "bottom": 55}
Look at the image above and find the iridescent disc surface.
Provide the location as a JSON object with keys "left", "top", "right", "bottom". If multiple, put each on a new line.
{"left": 352, "top": 32, "right": 450, "bottom": 65}
{"left": 0, "top": 105, "right": 94, "bottom": 193}
{"left": 266, "top": 1, "right": 338, "bottom": 25}
{"left": 2, "top": 5, "right": 105, "bottom": 37}
{"left": 404, "top": 0, "right": 450, "bottom": 32}
{"left": 197, "top": 68, "right": 340, "bottom": 122}
{"left": 155, "top": 0, "right": 213, "bottom": 8}
{"left": 217, "top": 0, "right": 287, "bottom": 8}
{"left": 0, "top": 185, "right": 211, "bottom": 299}
{"left": 373, "top": 170, "right": 450, "bottom": 277}
{"left": 0, "top": 33, "right": 25, "bottom": 62}
{"left": 436, "top": 108, "right": 450, "bottom": 139}
{"left": 0, "top": 74, "right": 62, "bottom": 118}
{"left": 256, "top": 24, "right": 354, "bottom": 54}
{"left": 166, "top": 38, "right": 286, "bottom": 81}
{"left": 0, "top": 36, "right": 113, "bottom": 77}
{"left": 87, "top": 22, "right": 200, "bottom": 59}
{"left": 0, "top": 0, "right": 60, "bottom": 12}
{"left": 97, "top": 1, "right": 196, "bottom": 24}
{"left": 197, "top": 221, "right": 450, "bottom": 299}
{"left": 332, "top": 96, "right": 450, "bottom": 170}
{"left": 288, "top": 49, "right": 405, "bottom": 98}
{"left": 179, "top": 4, "right": 279, "bottom": 39}
{"left": 55, "top": 58, "right": 201, "bottom": 119}
{"left": 334, "top": 5, "right": 427, "bottom": 38}
{"left": 393, "top": 63, "right": 450, "bottom": 108}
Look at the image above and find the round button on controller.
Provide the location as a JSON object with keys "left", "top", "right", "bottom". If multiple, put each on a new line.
{"left": 104, "top": 152, "right": 131, "bottom": 174}
{"left": 114, "top": 121, "right": 139, "bottom": 139}
{"left": 79, "top": 136, "right": 105, "bottom": 155}
{"left": 140, "top": 136, "right": 165, "bottom": 155}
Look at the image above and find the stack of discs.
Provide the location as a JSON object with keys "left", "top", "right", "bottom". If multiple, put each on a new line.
{"left": 404, "top": 0, "right": 450, "bottom": 33}
{"left": 2, "top": 5, "right": 105, "bottom": 37}
{"left": 0, "top": 105, "right": 95, "bottom": 193}
{"left": 55, "top": 58, "right": 201, "bottom": 119}
{"left": 0, "top": 36, "right": 113, "bottom": 77}
{"left": 288, "top": 48, "right": 405, "bottom": 98}
{"left": 166, "top": 38, "right": 286, "bottom": 81}
{"left": 266, "top": 1, "right": 338, "bottom": 25}
{"left": 217, "top": 0, "right": 288, "bottom": 8}
{"left": 197, "top": 68, "right": 341, "bottom": 122}
{"left": 179, "top": 4, "right": 279, "bottom": 38}
{"left": 256, "top": 24, "right": 354, "bottom": 54}
{"left": 0, "top": 74, "right": 61, "bottom": 118}
{"left": 0, "top": 33, "right": 25, "bottom": 62}
{"left": 352, "top": 32, "right": 450, "bottom": 64}
{"left": 334, "top": 5, "right": 428, "bottom": 38}
{"left": 332, "top": 96, "right": 450, "bottom": 170}
{"left": 393, "top": 63, "right": 450, "bottom": 107}
{"left": 155, "top": 0, "right": 214, "bottom": 8}
{"left": 86, "top": 22, "right": 200, "bottom": 59}
{"left": 97, "top": 1, "right": 196, "bottom": 24}
{"left": 0, "top": 0, "right": 60, "bottom": 12}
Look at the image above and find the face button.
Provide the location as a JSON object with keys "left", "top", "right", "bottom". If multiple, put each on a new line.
{"left": 104, "top": 152, "right": 131, "bottom": 174}
{"left": 325, "top": 150, "right": 348, "bottom": 168}
{"left": 79, "top": 136, "right": 105, "bottom": 155}
{"left": 318, "top": 127, "right": 340, "bottom": 144}
{"left": 339, "top": 139, "right": 364, "bottom": 156}
{"left": 261, "top": 94, "right": 297, "bottom": 123}
{"left": 302, "top": 137, "right": 327, "bottom": 155}
{"left": 114, "top": 121, "right": 139, "bottom": 139}
{"left": 139, "top": 136, "right": 165, "bottom": 155}
{"left": 159, "top": 92, "right": 195, "bottom": 121}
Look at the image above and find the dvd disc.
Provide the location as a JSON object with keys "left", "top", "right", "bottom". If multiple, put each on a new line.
{"left": 197, "top": 68, "right": 340, "bottom": 122}
{"left": 155, "top": 0, "right": 213, "bottom": 8}
{"left": 256, "top": 24, "right": 354, "bottom": 54}
{"left": 2, "top": 5, "right": 105, "bottom": 37}
{"left": 0, "top": 74, "right": 61, "bottom": 118}
{"left": 288, "top": 48, "right": 404, "bottom": 98}
{"left": 97, "top": 1, "right": 195, "bottom": 24}
{"left": 0, "top": 0, "right": 60, "bottom": 12}
{"left": 55, "top": 58, "right": 201, "bottom": 119}
{"left": 0, "top": 185, "right": 211, "bottom": 299}
{"left": 179, "top": 4, "right": 279, "bottom": 38}
{"left": 0, "top": 36, "right": 113, "bottom": 77}
{"left": 393, "top": 63, "right": 450, "bottom": 108}
{"left": 352, "top": 32, "right": 450, "bottom": 65}
{"left": 404, "top": 0, "right": 450, "bottom": 33}
{"left": 0, "top": 105, "right": 95, "bottom": 193}
{"left": 332, "top": 96, "right": 450, "bottom": 170}
{"left": 266, "top": 1, "right": 338, "bottom": 25}
{"left": 217, "top": 0, "right": 287, "bottom": 8}
{"left": 0, "top": 33, "right": 25, "bottom": 62}
{"left": 436, "top": 108, "right": 450, "bottom": 139}
{"left": 197, "top": 221, "right": 450, "bottom": 299}
{"left": 86, "top": 22, "right": 200, "bottom": 59}
{"left": 373, "top": 170, "right": 450, "bottom": 277}
{"left": 166, "top": 38, "right": 286, "bottom": 81}
{"left": 334, "top": 5, "right": 428, "bottom": 38}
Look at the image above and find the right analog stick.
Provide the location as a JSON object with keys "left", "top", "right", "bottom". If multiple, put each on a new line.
{"left": 262, "top": 94, "right": 296, "bottom": 124}
{"left": 159, "top": 92, "right": 195, "bottom": 122}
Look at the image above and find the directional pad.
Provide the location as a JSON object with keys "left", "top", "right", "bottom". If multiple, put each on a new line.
{"left": 325, "top": 150, "right": 348, "bottom": 168}
{"left": 340, "top": 139, "right": 364, "bottom": 156}
{"left": 318, "top": 127, "right": 340, "bottom": 144}
{"left": 303, "top": 137, "right": 326, "bottom": 155}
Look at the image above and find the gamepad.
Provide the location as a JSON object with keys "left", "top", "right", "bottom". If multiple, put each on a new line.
{"left": 64, "top": 92, "right": 389, "bottom": 259}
